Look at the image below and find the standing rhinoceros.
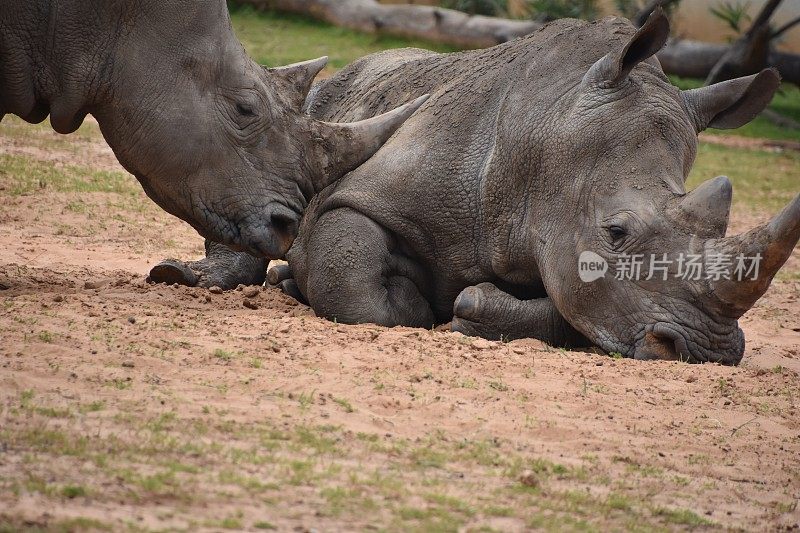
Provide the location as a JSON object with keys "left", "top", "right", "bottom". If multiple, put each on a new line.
{"left": 161, "top": 11, "right": 799, "bottom": 364}
{"left": 0, "top": 0, "right": 426, "bottom": 265}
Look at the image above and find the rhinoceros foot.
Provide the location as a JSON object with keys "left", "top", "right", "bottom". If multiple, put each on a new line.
{"left": 267, "top": 263, "right": 308, "bottom": 305}
{"left": 148, "top": 259, "right": 199, "bottom": 287}
{"left": 148, "top": 240, "right": 268, "bottom": 291}
{"left": 452, "top": 283, "right": 589, "bottom": 348}
{"left": 452, "top": 284, "right": 509, "bottom": 341}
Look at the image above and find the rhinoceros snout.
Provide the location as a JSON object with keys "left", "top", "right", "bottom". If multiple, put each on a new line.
{"left": 238, "top": 202, "right": 301, "bottom": 259}
{"left": 632, "top": 322, "right": 744, "bottom": 365}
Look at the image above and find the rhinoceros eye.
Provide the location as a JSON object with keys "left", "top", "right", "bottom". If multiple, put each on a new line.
{"left": 236, "top": 103, "right": 257, "bottom": 117}
{"left": 608, "top": 225, "right": 627, "bottom": 242}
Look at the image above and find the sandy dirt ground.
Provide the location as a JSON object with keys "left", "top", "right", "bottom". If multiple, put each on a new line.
{"left": 0, "top": 117, "right": 799, "bottom": 532}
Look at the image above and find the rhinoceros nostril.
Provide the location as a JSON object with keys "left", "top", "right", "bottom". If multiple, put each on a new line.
{"left": 267, "top": 204, "right": 300, "bottom": 236}
{"left": 634, "top": 324, "right": 690, "bottom": 362}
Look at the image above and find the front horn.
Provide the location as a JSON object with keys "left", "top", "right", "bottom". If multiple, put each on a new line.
{"left": 706, "top": 194, "right": 800, "bottom": 318}
{"left": 311, "top": 94, "right": 430, "bottom": 188}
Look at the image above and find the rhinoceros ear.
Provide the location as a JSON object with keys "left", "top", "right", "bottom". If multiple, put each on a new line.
{"left": 584, "top": 8, "right": 670, "bottom": 87}
{"left": 682, "top": 68, "right": 780, "bottom": 132}
{"left": 267, "top": 56, "right": 329, "bottom": 110}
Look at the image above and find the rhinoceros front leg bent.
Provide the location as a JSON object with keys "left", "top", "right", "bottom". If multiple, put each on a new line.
{"left": 452, "top": 283, "right": 590, "bottom": 348}
{"left": 149, "top": 240, "right": 267, "bottom": 290}
{"left": 300, "top": 208, "right": 436, "bottom": 328}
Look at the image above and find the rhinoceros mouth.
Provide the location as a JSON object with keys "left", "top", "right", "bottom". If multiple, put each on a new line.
{"left": 631, "top": 320, "right": 745, "bottom": 365}
{"left": 191, "top": 195, "right": 302, "bottom": 259}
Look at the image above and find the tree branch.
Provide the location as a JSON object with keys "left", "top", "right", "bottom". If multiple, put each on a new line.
{"left": 772, "top": 15, "right": 800, "bottom": 39}
{"left": 632, "top": 0, "right": 681, "bottom": 27}
{"left": 745, "top": 0, "right": 783, "bottom": 38}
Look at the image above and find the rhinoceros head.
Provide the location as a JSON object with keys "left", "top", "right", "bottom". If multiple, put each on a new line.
{"left": 92, "top": 1, "right": 425, "bottom": 258}
{"left": 538, "top": 11, "right": 798, "bottom": 364}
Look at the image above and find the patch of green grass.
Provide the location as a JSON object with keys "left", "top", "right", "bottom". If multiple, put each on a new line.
{"left": 20, "top": 389, "right": 35, "bottom": 406}
{"left": 60, "top": 485, "right": 88, "bottom": 499}
{"left": 396, "top": 505, "right": 466, "bottom": 532}
{"left": 294, "top": 425, "right": 340, "bottom": 455}
{"left": 410, "top": 445, "right": 449, "bottom": 469}
{"left": 321, "top": 486, "right": 377, "bottom": 516}
{"left": 213, "top": 348, "right": 234, "bottom": 362}
{"left": 653, "top": 506, "right": 713, "bottom": 527}
{"left": 2, "top": 426, "right": 89, "bottom": 456}
{"left": 80, "top": 400, "right": 106, "bottom": 413}
{"left": 219, "top": 470, "right": 275, "bottom": 493}
{"left": 297, "top": 390, "right": 316, "bottom": 410}
{"left": 0, "top": 114, "right": 104, "bottom": 146}
{"left": 0, "top": 154, "right": 138, "bottom": 196}
{"left": 229, "top": 6, "right": 456, "bottom": 71}
{"left": 333, "top": 397, "right": 355, "bottom": 413}
{"left": 107, "top": 378, "right": 132, "bottom": 390}
{"left": 487, "top": 380, "right": 508, "bottom": 392}
{"left": 65, "top": 200, "right": 90, "bottom": 213}
{"left": 688, "top": 143, "right": 800, "bottom": 211}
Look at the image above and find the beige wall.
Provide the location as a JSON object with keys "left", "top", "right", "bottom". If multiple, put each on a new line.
{"left": 380, "top": 0, "right": 800, "bottom": 52}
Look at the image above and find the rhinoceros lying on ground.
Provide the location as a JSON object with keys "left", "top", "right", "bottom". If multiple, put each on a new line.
{"left": 0, "top": 0, "right": 424, "bottom": 261}
{"left": 158, "top": 11, "right": 799, "bottom": 364}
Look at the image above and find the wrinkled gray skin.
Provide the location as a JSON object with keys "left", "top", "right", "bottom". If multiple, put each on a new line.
{"left": 0, "top": 0, "right": 425, "bottom": 260}
{"left": 167, "top": 13, "right": 800, "bottom": 364}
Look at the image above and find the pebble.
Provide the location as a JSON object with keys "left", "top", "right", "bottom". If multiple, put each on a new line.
{"left": 243, "top": 286, "right": 260, "bottom": 298}
{"left": 243, "top": 299, "right": 260, "bottom": 310}
{"left": 53, "top": 295, "right": 64, "bottom": 303}
{"left": 518, "top": 471, "right": 540, "bottom": 488}
{"left": 208, "top": 286, "right": 223, "bottom": 294}
{"left": 127, "top": 316, "right": 136, "bottom": 324}
{"left": 471, "top": 338, "right": 494, "bottom": 350}
{"left": 84, "top": 279, "right": 109, "bottom": 290}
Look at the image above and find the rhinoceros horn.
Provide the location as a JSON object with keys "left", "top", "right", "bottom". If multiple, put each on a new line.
{"left": 268, "top": 56, "right": 329, "bottom": 109}
{"left": 682, "top": 69, "right": 780, "bottom": 132}
{"left": 676, "top": 176, "right": 732, "bottom": 238}
{"left": 704, "top": 194, "right": 800, "bottom": 318}
{"left": 312, "top": 94, "right": 430, "bottom": 187}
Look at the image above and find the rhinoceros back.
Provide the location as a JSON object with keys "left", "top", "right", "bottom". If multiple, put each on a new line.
{"left": 299, "top": 17, "right": 650, "bottom": 296}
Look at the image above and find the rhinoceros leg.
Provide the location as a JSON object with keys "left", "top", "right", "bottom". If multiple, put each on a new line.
{"left": 148, "top": 240, "right": 267, "bottom": 290}
{"left": 451, "top": 283, "right": 589, "bottom": 348}
{"left": 300, "top": 208, "right": 436, "bottom": 328}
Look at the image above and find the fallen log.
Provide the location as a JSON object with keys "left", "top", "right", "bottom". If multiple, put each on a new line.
{"left": 237, "top": 0, "right": 800, "bottom": 84}
{"left": 247, "top": 0, "right": 541, "bottom": 48}
{"left": 658, "top": 39, "right": 800, "bottom": 85}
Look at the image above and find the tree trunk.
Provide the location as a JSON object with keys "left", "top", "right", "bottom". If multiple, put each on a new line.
{"left": 704, "top": 0, "right": 783, "bottom": 85}
{"left": 237, "top": 0, "right": 800, "bottom": 84}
